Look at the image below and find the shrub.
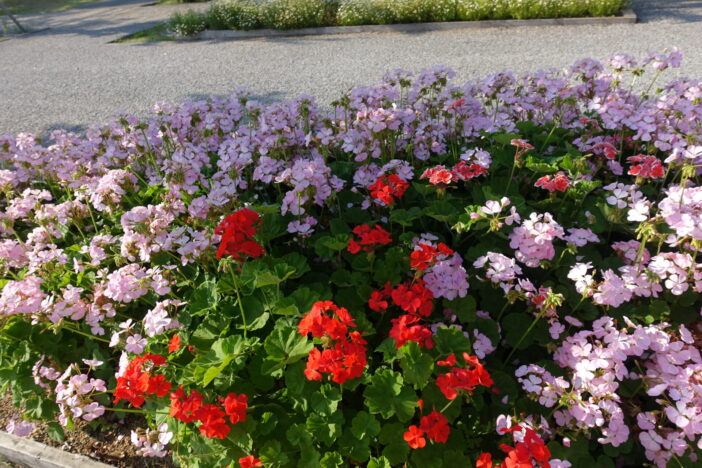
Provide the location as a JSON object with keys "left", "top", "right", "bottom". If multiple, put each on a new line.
{"left": 259, "top": 0, "right": 339, "bottom": 29}
{"left": 170, "top": 0, "right": 628, "bottom": 34}
{"left": 169, "top": 9, "right": 207, "bottom": 36}
{"left": 206, "top": 0, "right": 263, "bottom": 30}
{"left": 337, "top": 0, "right": 396, "bottom": 26}
{"left": 1, "top": 49, "right": 700, "bottom": 468}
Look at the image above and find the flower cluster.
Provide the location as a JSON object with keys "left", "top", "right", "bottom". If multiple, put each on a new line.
{"left": 214, "top": 208, "right": 264, "bottom": 261}
{"left": 404, "top": 410, "right": 450, "bottom": 449}
{"left": 435, "top": 353, "right": 493, "bottom": 400}
{"left": 113, "top": 354, "right": 171, "bottom": 408}
{"left": 347, "top": 224, "right": 392, "bottom": 254}
{"left": 369, "top": 174, "right": 409, "bottom": 205}
{"left": 298, "top": 301, "right": 368, "bottom": 384}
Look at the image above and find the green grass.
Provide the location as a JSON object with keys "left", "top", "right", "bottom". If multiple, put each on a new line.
{"left": 1, "top": 0, "right": 102, "bottom": 15}
{"left": 111, "top": 22, "right": 173, "bottom": 43}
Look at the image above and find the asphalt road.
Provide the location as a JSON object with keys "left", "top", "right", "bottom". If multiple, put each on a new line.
{"left": 1, "top": 0, "right": 701, "bottom": 136}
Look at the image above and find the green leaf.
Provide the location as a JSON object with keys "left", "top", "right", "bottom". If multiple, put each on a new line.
{"left": 434, "top": 326, "right": 472, "bottom": 356}
{"left": 399, "top": 342, "right": 434, "bottom": 389}
{"left": 445, "top": 296, "right": 477, "bottom": 323}
{"left": 314, "top": 234, "right": 351, "bottom": 258}
{"left": 424, "top": 199, "right": 458, "bottom": 223}
{"left": 368, "top": 457, "right": 392, "bottom": 468}
{"left": 259, "top": 439, "right": 289, "bottom": 467}
{"left": 199, "top": 335, "right": 247, "bottom": 387}
{"left": 189, "top": 279, "right": 219, "bottom": 316}
{"left": 263, "top": 327, "right": 313, "bottom": 375}
{"left": 319, "top": 452, "right": 344, "bottom": 468}
{"left": 363, "top": 368, "right": 417, "bottom": 421}
{"left": 351, "top": 411, "right": 381, "bottom": 439}
{"left": 46, "top": 422, "right": 64, "bottom": 442}
{"left": 389, "top": 207, "right": 423, "bottom": 227}
{"left": 255, "top": 262, "right": 296, "bottom": 288}
{"left": 379, "top": 423, "right": 410, "bottom": 465}
{"left": 311, "top": 384, "right": 342, "bottom": 416}
{"left": 306, "top": 411, "right": 343, "bottom": 446}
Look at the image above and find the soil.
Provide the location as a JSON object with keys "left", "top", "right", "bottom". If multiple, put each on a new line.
{"left": 0, "top": 392, "right": 177, "bottom": 467}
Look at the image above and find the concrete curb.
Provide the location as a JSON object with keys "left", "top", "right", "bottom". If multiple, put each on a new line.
{"left": 193, "top": 8, "right": 637, "bottom": 41}
{"left": 0, "top": 431, "right": 113, "bottom": 468}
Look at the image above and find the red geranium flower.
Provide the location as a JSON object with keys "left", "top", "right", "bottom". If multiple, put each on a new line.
{"left": 239, "top": 456, "right": 263, "bottom": 468}
{"left": 453, "top": 161, "right": 487, "bottom": 181}
{"left": 389, "top": 314, "right": 434, "bottom": 349}
{"left": 299, "top": 301, "right": 368, "bottom": 385}
{"left": 403, "top": 425, "right": 426, "bottom": 449}
{"left": 421, "top": 166, "right": 455, "bottom": 186}
{"left": 215, "top": 208, "right": 265, "bottom": 261}
{"left": 391, "top": 281, "right": 434, "bottom": 317}
{"left": 534, "top": 172, "right": 570, "bottom": 193}
{"left": 113, "top": 354, "right": 170, "bottom": 408}
{"left": 436, "top": 352, "right": 493, "bottom": 400}
{"left": 347, "top": 224, "right": 392, "bottom": 254}
{"left": 419, "top": 411, "right": 450, "bottom": 443}
{"left": 627, "top": 154, "right": 665, "bottom": 179}
{"left": 410, "top": 243, "right": 454, "bottom": 271}
{"left": 476, "top": 453, "right": 493, "bottom": 468}
{"left": 169, "top": 386, "right": 204, "bottom": 423}
{"left": 196, "top": 404, "right": 230, "bottom": 439}
{"left": 368, "top": 174, "right": 409, "bottom": 206}
{"left": 168, "top": 334, "right": 181, "bottom": 354}
{"left": 223, "top": 392, "right": 248, "bottom": 425}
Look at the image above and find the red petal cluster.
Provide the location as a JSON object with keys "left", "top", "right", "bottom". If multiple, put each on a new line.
{"left": 368, "top": 174, "right": 410, "bottom": 205}
{"left": 368, "top": 280, "right": 435, "bottom": 349}
{"left": 421, "top": 166, "right": 455, "bottom": 186}
{"left": 404, "top": 410, "right": 450, "bottom": 449}
{"left": 477, "top": 426, "right": 551, "bottom": 468}
{"left": 168, "top": 334, "right": 181, "bottom": 354}
{"left": 453, "top": 161, "right": 488, "bottom": 181}
{"left": 436, "top": 353, "right": 493, "bottom": 400}
{"left": 391, "top": 280, "right": 434, "bottom": 316}
{"left": 627, "top": 154, "right": 665, "bottom": 179}
{"left": 169, "top": 387, "right": 248, "bottom": 439}
{"left": 421, "top": 162, "right": 488, "bottom": 187}
{"left": 113, "top": 354, "right": 170, "bottom": 408}
{"left": 239, "top": 455, "right": 263, "bottom": 468}
{"left": 214, "top": 208, "right": 265, "bottom": 261}
{"left": 299, "top": 301, "right": 368, "bottom": 385}
{"left": 389, "top": 314, "right": 434, "bottom": 349}
{"left": 410, "top": 242, "right": 454, "bottom": 271}
{"left": 534, "top": 172, "right": 570, "bottom": 193}
{"left": 347, "top": 224, "right": 392, "bottom": 254}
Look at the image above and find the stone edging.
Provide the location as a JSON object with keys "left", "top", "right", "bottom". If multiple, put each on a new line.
{"left": 0, "top": 431, "right": 113, "bottom": 468}
{"left": 192, "top": 8, "right": 636, "bottom": 41}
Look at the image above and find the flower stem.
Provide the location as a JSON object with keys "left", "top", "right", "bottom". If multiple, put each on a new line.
{"left": 230, "top": 265, "right": 248, "bottom": 339}
{"left": 505, "top": 311, "right": 545, "bottom": 363}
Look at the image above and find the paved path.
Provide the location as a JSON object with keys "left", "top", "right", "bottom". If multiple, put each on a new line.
{"left": 1, "top": 0, "right": 701, "bottom": 136}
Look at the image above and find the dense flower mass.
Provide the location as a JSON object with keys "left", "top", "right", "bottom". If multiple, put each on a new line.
{"left": 0, "top": 49, "right": 701, "bottom": 467}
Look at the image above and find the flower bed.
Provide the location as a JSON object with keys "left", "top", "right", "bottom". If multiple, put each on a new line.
{"left": 169, "top": 0, "right": 629, "bottom": 36}
{"left": 1, "top": 48, "right": 701, "bottom": 468}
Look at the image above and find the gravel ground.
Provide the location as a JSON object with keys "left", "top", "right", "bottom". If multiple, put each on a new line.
{"left": 0, "top": 0, "right": 701, "bottom": 136}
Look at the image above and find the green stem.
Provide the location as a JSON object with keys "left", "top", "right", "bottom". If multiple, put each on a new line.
{"left": 439, "top": 397, "right": 457, "bottom": 414}
{"left": 505, "top": 311, "right": 545, "bottom": 363}
{"left": 230, "top": 265, "right": 248, "bottom": 339}
{"left": 103, "top": 407, "right": 169, "bottom": 415}
{"left": 61, "top": 324, "right": 111, "bottom": 343}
